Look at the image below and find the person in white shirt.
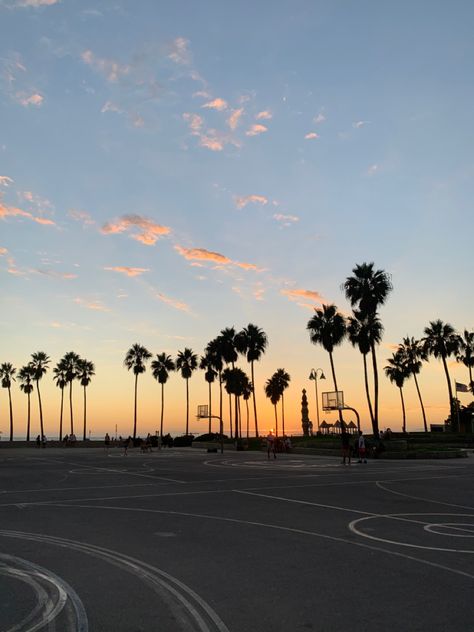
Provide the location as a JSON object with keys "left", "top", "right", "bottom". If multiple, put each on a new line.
{"left": 358, "top": 431, "right": 367, "bottom": 463}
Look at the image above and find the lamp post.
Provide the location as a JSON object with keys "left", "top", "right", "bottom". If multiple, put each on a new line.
{"left": 309, "top": 368, "right": 325, "bottom": 432}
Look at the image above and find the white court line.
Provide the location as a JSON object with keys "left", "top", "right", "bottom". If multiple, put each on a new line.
{"left": 65, "top": 461, "right": 186, "bottom": 484}
{"left": 0, "top": 482, "right": 154, "bottom": 495}
{"left": 375, "top": 480, "right": 474, "bottom": 512}
{"left": 44, "top": 502, "right": 474, "bottom": 581}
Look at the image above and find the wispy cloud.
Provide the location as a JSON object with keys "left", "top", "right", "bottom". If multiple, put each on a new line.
{"left": 314, "top": 113, "right": 326, "bottom": 124}
{"left": 68, "top": 209, "right": 95, "bottom": 226}
{"left": 305, "top": 132, "right": 319, "bottom": 140}
{"left": 74, "top": 297, "right": 109, "bottom": 312}
{"left": 104, "top": 266, "right": 149, "bottom": 277}
{"left": 81, "top": 49, "right": 131, "bottom": 83}
{"left": 0, "top": 176, "right": 14, "bottom": 187}
{"left": 234, "top": 194, "right": 268, "bottom": 209}
{"left": 183, "top": 112, "right": 203, "bottom": 133}
{"left": 246, "top": 124, "right": 267, "bottom": 137}
{"left": 34, "top": 269, "right": 77, "bottom": 280}
{"left": 202, "top": 97, "right": 228, "bottom": 111}
{"left": 353, "top": 120, "right": 369, "bottom": 129}
{"left": 0, "top": 200, "right": 56, "bottom": 226}
{"left": 281, "top": 288, "right": 324, "bottom": 304}
{"left": 256, "top": 110, "right": 272, "bottom": 120}
{"left": 101, "top": 101, "right": 122, "bottom": 114}
{"left": 0, "top": 247, "right": 8, "bottom": 255}
{"left": 273, "top": 213, "right": 299, "bottom": 225}
{"left": 16, "top": 92, "right": 43, "bottom": 107}
{"left": 227, "top": 108, "right": 244, "bottom": 130}
{"left": 367, "top": 164, "right": 379, "bottom": 176}
{"left": 152, "top": 290, "right": 190, "bottom": 312}
{"left": 7, "top": 0, "right": 60, "bottom": 7}
{"left": 175, "top": 245, "right": 259, "bottom": 271}
{"left": 101, "top": 214, "right": 171, "bottom": 245}
{"left": 167, "top": 37, "right": 191, "bottom": 65}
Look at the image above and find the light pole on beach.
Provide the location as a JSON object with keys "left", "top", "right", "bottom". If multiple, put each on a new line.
{"left": 309, "top": 368, "right": 325, "bottom": 432}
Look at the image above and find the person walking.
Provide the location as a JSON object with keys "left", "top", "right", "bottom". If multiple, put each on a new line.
{"left": 266, "top": 431, "right": 276, "bottom": 460}
{"left": 357, "top": 431, "right": 367, "bottom": 463}
{"left": 104, "top": 432, "right": 110, "bottom": 452}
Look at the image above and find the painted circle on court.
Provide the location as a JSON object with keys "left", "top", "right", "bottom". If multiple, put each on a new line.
{"left": 423, "top": 522, "right": 474, "bottom": 538}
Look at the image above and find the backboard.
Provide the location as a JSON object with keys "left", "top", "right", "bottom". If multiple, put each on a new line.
{"left": 196, "top": 404, "right": 209, "bottom": 418}
{"left": 322, "top": 391, "right": 344, "bottom": 411}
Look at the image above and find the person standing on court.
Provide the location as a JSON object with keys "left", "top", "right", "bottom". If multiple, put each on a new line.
{"left": 266, "top": 431, "right": 276, "bottom": 460}
{"left": 357, "top": 431, "right": 367, "bottom": 463}
{"left": 341, "top": 430, "right": 351, "bottom": 465}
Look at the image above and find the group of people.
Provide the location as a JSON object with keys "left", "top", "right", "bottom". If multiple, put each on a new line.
{"left": 265, "top": 432, "right": 292, "bottom": 459}
{"left": 341, "top": 431, "right": 368, "bottom": 465}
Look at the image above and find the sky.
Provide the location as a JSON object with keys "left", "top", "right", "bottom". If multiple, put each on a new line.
{"left": 0, "top": 0, "right": 473, "bottom": 440}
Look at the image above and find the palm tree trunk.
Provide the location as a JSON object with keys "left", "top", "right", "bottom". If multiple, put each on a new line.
{"left": 441, "top": 354, "right": 456, "bottom": 431}
{"left": 218, "top": 371, "right": 223, "bottom": 437}
{"left": 246, "top": 399, "right": 250, "bottom": 439}
{"left": 27, "top": 393, "right": 31, "bottom": 441}
{"left": 274, "top": 403, "right": 279, "bottom": 438}
{"left": 281, "top": 393, "right": 285, "bottom": 435}
{"left": 36, "top": 380, "right": 44, "bottom": 440}
{"left": 399, "top": 386, "right": 406, "bottom": 433}
{"left": 185, "top": 377, "right": 189, "bottom": 435}
{"left": 238, "top": 397, "right": 242, "bottom": 438}
{"left": 328, "top": 351, "right": 344, "bottom": 429}
{"left": 208, "top": 382, "right": 212, "bottom": 434}
{"left": 370, "top": 343, "right": 380, "bottom": 437}
{"left": 234, "top": 393, "right": 239, "bottom": 440}
{"left": 160, "top": 382, "right": 164, "bottom": 438}
{"left": 413, "top": 373, "right": 427, "bottom": 432}
{"left": 59, "top": 388, "right": 64, "bottom": 441}
{"left": 69, "top": 380, "right": 74, "bottom": 435}
{"left": 82, "top": 385, "right": 87, "bottom": 441}
{"left": 133, "top": 373, "right": 138, "bottom": 439}
{"left": 8, "top": 387, "right": 13, "bottom": 441}
{"left": 228, "top": 393, "right": 233, "bottom": 438}
{"left": 251, "top": 361, "right": 259, "bottom": 437}
{"left": 363, "top": 353, "right": 374, "bottom": 426}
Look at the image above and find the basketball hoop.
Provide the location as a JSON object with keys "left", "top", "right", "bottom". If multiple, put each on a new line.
{"left": 197, "top": 404, "right": 209, "bottom": 419}
{"left": 322, "top": 391, "right": 344, "bottom": 411}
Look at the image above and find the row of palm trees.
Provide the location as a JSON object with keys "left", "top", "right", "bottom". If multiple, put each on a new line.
{"left": 0, "top": 351, "right": 95, "bottom": 441}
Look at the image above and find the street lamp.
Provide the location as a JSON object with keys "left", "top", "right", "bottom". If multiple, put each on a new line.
{"left": 309, "top": 368, "right": 325, "bottom": 431}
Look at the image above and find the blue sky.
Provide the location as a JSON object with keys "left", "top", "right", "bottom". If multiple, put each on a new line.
{"left": 1, "top": 0, "right": 472, "bottom": 438}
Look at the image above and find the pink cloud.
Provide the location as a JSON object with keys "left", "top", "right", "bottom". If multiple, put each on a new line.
{"left": 199, "top": 133, "right": 225, "bottom": 151}
{"left": 305, "top": 132, "right": 319, "bottom": 140}
{"left": 202, "top": 98, "right": 228, "bottom": 111}
{"left": 256, "top": 110, "right": 272, "bottom": 120}
{"left": 234, "top": 194, "right": 268, "bottom": 209}
{"left": 69, "top": 209, "right": 95, "bottom": 225}
{"left": 104, "top": 266, "right": 149, "bottom": 277}
{"left": 81, "top": 50, "right": 130, "bottom": 83}
{"left": 227, "top": 108, "right": 244, "bottom": 130}
{"left": 74, "top": 297, "right": 109, "bottom": 312}
{"left": 281, "top": 288, "right": 324, "bottom": 303}
{"left": 246, "top": 124, "right": 267, "bottom": 137}
{"left": 175, "top": 245, "right": 258, "bottom": 271}
{"left": 16, "top": 92, "right": 43, "bottom": 107}
{"left": 153, "top": 291, "right": 189, "bottom": 312}
{"left": 0, "top": 247, "right": 8, "bottom": 255}
{"left": 35, "top": 269, "right": 77, "bottom": 280}
{"left": 183, "top": 112, "right": 203, "bottom": 133}
{"left": 0, "top": 201, "right": 32, "bottom": 220}
{"left": 13, "top": 0, "right": 60, "bottom": 6}
{"left": 33, "top": 217, "right": 55, "bottom": 225}
{"left": 101, "top": 214, "right": 171, "bottom": 245}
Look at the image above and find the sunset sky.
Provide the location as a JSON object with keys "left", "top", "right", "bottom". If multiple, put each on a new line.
{"left": 1, "top": 0, "right": 472, "bottom": 439}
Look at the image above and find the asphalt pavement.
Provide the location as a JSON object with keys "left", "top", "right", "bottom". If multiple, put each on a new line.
{"left": 0, "top": 446, "right": 473, "bottom": 631}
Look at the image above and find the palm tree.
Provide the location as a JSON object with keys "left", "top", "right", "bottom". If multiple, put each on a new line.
{"left": 151, "top": 353, "right": 175, "bottom": 438}
{"left": 176, "top": 348, "right": 198, "bottom": 435}
{"left": 264, "top": 374, "right": 282, "bottom": 437}
{"left": 242, "top": 377, "right": 253, "bottom": 439}
{"left": 18, "top": 364, "right": 35, "bottom": 441}
{"left": 199, "top": 353, "right": 217, "bottom": 434}
{"left": 384, "top": 352, "right": 409, "bottom": 433}
{"left": 273, "top": 368, "right": 290, "bottom": 435}
{"left": 61, "top": 351, "right": 81, "bottom": 435}
{"left": 307, "top": 304, "right": 346, "bottom": 427}
{"left": 76, "top": 358, "right": 95, "bottom": 441}
{"left": 30, "top": 352, "right": 50, "bottom": 441}
{"left": 423, "top": 320, "right": 460, "bottom": 431}
{"left": 53, "top": 361, "right": 68, "bottom": 441}
{"left": 124, "top": 343, "right": 152, "bottom": 439}
{"left": 221, "top": 367, "right": 249, "bottom": 439}
{"left": 399, "top": 337, "right": 428, "bottom": 432}
{"left": 219, "top": 328, "right": 239, "bottom": 438}
{"left": 456, "top": 329, "right": 474, "bottom": 394}
{"left": 0, "top": 363, "right": 16, "bottom": 441}
{"left": 206, "top": 337, "right": 225, "bottom": 438}
{"left": 235, "top": 324, "right": 268, "bottom": 438}
{"left": 343, "top": 262, "right": 392, "bottom": 436}
{"left": 347, "top": 310, "right": 383, "bottom": 428}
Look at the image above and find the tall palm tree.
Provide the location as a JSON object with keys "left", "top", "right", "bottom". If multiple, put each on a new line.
{"left": 264, "top": 374, "right": 282, "bottom": 437}
{"left": 307, "top": 304, "right": 346, "bottom": 427}
{"left": 206, "top": 337, "right": 225, "bottom": 437}
{"left": 423, "top": 320, "right": 460, "bottom": 431}
{"left": 0, "top": 363, "right": 16, "bottom": 441}
{"left": 151, "top": 353, "right": 175, "bottom": 438}
{"left": 347, "top": 310, "right": 383, "bottom": 428}
{"left": 76, "top": 358, "right": 95, "bottom": 441}
{"left": 219, "top": 327, "right": 239, "bottom": 438}
{"left": 273, "top": 368, "right": 290, "bottom": 435}
{"left": 124, "top": 343, "right": 152, "bottom": 439}
{"left": 242, "top": 377, "right": 253, "bottom": 439}
{"left": 199, "top": 353, "right": 217, "bottom": 434}
{"left": 61, "top": 351, "right": 81, "bottom": 435}
{"left": 18, "top": 364, "right": 35, "bottom": 441}
{"left": 176, "top": 348, "right": 198, "bottom": 435}
{"left": 30, "top": 352, "right": 50, "bottom": 441}
{"left": 221, "top": 367, "right": 249, "bottom": 439}
{"left": 53, "top": 361, "right": 68, "bottom": 441}
{"left": 399, "top": 337, "right": 428, "bottom": 432}
{"left": 235, "top": 323, "right": 268, "bottom": 438}
{"left": 456, "top": 329, "right": 474, "bottom": 394}
{"left": 384, "top": 352, "right": 409, "bottom": 433}
{"left": 343, "top": 262, "right": 392, "bottom": 437}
